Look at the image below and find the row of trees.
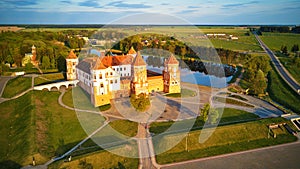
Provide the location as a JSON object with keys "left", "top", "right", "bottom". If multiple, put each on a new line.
{"left": 281, "top": 44, "right": 299, "bottom": 56}
{"left": 0, "top": 30, "right": 88, "bottom": 74}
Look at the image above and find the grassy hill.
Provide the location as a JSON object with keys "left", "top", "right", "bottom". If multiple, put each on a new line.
{"left": 0, "top": 91, "right": 87, "bottom": 168}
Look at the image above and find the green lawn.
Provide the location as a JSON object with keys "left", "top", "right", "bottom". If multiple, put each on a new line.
{"left": 150, "top": 108, "right": 259, "bottom": 135}
{"left": 34, "top": 73, "right": 65, "bottom": 86}
{"left": 109, "top": 120, "right": 138, "bottom": 137}
{"left": 278, "top": 57, "right": 300, "bottom": 84}
{"left": 49, "top": 147, "right": 138, "bottom": 169}
{"left": 267, "top": 65, "right": 300, "bottom": 113}
{"left": 165, "top": 88, "right": 196, "bottom": 98}
{"left": 2, "top": 76, "right": 32, "bottom": 98}
{"left": 260, "top": 32, "right": 300, "bottom": 52}
{"left": 0, "top": 91, "right": 87, "bottom": 167}
{"left": 213, "top": 96, "right": 254, "bottom": 108}
{"left": 62, "top": 87, "right": 111, "bottom": 111}
{"left": 155, "top": 117, "right": 297, "bottom": 164}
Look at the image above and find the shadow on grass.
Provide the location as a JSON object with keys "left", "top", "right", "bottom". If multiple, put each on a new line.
{"left": 0, "top": 160, "right": 21, "bottom": 169}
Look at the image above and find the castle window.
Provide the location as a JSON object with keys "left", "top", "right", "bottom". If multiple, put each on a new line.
{"left": 121, "top": 73, "right": 122, "bottom": 76}
{"left": 110, "top": 80, "right": 113, "bottom": 84}
{"left": 124, "top": 67, "right": 126, "bottom": 71}
{"left": 99, "top": 74, "right": 102, "bottom": 79}
{"left": 100, "top": 83, "right": 104, "bottom": 88}
{"left": 117, "top": 68, "right": 119, "bottom": 71}
{"left": 110, "top": 72, "right": 113, "bottom": 75}
{"left": 120, "top": 68, "right": 122, "bottom": 71}
{"left": 115, "top": 79, "right": 117, "bottom": 83}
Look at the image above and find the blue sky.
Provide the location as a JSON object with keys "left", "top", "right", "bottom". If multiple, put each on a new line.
{"left": 0, "top": 0, "right": 299, "bottom": 24}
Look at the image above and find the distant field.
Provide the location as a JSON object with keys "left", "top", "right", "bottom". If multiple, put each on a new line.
{"left": 260, "top": 32, "right": 300, "bottom": 52}
{"left": 0, "top": 91, "right": 87, "bottom": 167}
{"left": 155, "top": 117, "right": 297, "bottom": 164}
{"left": 19, "top": 26, "right": 262, "bottom": 52}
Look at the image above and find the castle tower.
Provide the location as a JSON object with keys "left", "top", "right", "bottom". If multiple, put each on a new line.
{"left": 127, "top": 46, "right": 137, "bottom": 56}
{"left": 66, "top": 50, "right": 79, "bottom": 80}
{"left": 31, "top": 45, "right": 36, "bottom": 62}
{"left": 163, "top": 54, "right": 181, "bottom": 93}
{"left": 131, "top": 51, "right": 148, "bottom": 96}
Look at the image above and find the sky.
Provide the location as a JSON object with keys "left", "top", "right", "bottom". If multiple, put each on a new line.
{"left": 0, "top": 0, "right": 299, "bottom": 25}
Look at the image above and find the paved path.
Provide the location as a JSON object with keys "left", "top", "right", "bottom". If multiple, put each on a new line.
{"left": 254, "top": 33, "right": 300, "bottom": 94}
{"left": 162, "top": 141, "right": 300, "bottom": 169}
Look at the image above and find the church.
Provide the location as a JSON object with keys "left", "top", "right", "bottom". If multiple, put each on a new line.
{"left": 66, "top": 47, "right": 181, "bottom": 107}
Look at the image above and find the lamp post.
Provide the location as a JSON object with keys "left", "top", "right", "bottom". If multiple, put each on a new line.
{"left": 185, "top": 133, "right": 189, "bottom": 152}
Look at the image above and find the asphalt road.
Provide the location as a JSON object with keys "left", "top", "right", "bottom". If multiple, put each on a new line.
{"left": 163, "top": 141, "right": 300, "bottom": 169}
{"left": 254, "top": 33, "right": 300, "bottom": 94}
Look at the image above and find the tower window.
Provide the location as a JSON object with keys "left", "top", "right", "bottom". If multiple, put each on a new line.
{"left": 100, "top": 83, "right": 104, "bottom": 88}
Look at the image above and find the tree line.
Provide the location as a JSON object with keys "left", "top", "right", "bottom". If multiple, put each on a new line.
{"left": 0, "top": 30, "right": 86, "bottom": 74}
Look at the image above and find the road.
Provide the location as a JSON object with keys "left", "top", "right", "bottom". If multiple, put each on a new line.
{"left": 254, "top": 33, "right": 300, "bottom": 94}
{"left": 162, "top": 140, "right": 300, "bottom": 169}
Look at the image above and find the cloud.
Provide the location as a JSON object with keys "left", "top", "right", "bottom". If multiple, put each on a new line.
{"left": 61, "top": 0, "right": 71, "bottom": 4}
{"left": 177, "top": 9, "right": 198, "bottom": 14}
{"left": 78, "top": 0, "right": 100, "bottom": 7}
{"left": 2, "top": 0, "right": 37, "bottom": 6}
{"left": 187, "top": 6, "right": 200, "bottom": 9}
{"left": 106, "top": 1, "right": 151, "bottom": 9}
{"left": 161, "top": 3, "right": 169, "bottom": 6}
{"left": 222, "top": 1, "right": 259, "bottom": 8}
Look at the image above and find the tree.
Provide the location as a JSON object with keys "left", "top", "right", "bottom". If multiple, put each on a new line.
{"left": 251, "top": 69, "right": 267, "bottom": 95}
{"left": 291, "top": 44, "right": 299, "bottom": 53}
{"left": 281, "top": 45, "right": 288, "bottom": 55}
{"left": 42, "top": 56, "right": 50, "bottom": 69}
{"left": 130, "top": 93, "right": 150, "bottom": 112}
{"left": 200, "top": 103, "right": 210, "bottom": 121}
{"left": 209, "top": 109, "right": 219, "bottom": 124}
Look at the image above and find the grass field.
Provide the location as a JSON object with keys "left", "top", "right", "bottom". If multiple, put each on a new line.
{"left": 0, "top": 91, "right": 87, "bottom": 167}
{"left": 278, "top": 57, "right": 300, "bottom": 83}
{"left": 165, "top": 88, "right": 196, "bottom": 98}
{"left": 109, "top": 120, "right": 138, "bottom": 137}
{"left": 62, "top": 87, "right": 111, "bottom": 111}
{"left": 213, "top": 96, "right": 254, "bottom": 108}
{"left": 34, "top": 73, "right": 65, "bottom": 86}
{"left": 155, "top": 117, "right": 297, "bottom": 164}
{"left": 150, "top": 108, "right": 259, "bottom": 135}
{"left": 267, "top": 65, "right": 300, "bottom": 114}
{"left": 260, "top": 32, "right": 300, "bottom": 52}
{"left": 49, "top": 147, "right": 139, "bottom": 169}
{"left": 2, "top": 76, "right": 32, "bottom": 98}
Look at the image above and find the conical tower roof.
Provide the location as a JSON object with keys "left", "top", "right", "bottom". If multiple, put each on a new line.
{"left": 67, "top": 50, "right": 77, "bottom": 59}
{"left": 166, "top": 54, "right": 179, "bottom": 64}
{"left": 128, "top": 46, "right": 137, "bottom": 55}
{"left": 132, "top": 51, "right": 146, "bottom": 66}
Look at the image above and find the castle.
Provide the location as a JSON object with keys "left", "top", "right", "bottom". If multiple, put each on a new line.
{"left": 66, "top": 47, "right": 181, "bottom": 107}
